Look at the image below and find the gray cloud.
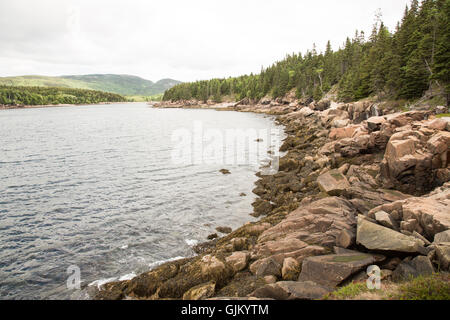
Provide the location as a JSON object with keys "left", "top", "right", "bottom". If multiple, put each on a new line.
{"left": 0, "top": 0, "right": 412, "bottom": 82}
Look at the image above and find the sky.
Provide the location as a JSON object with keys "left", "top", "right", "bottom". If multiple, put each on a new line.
{"left": 0, "top": 0, "right": 412, "bottom": 82}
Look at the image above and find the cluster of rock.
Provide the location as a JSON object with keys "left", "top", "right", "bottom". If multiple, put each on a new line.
{"left": 96, "top": 97, "right": 449, "bottom": 300}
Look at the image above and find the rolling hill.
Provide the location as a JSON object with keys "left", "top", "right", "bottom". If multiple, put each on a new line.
{"left": 0, "top": 74, "right": 181, "bottom": 96}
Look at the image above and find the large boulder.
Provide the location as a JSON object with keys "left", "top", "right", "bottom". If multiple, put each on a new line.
{"left": 201, "top": 255, "right": 227, "bottom": 278}
{"left": 300, "top": 107, "right": 315, "bottom": 117}
{"left": 392, "top": 256, "right": 434, "bottom": 282}
{"left": 249, "top": 281, "right": 332, "bottom": 300}
{"left": 435, "top": 230, "right": 450, "bottom": 243}
{"left": 257, "top": 197, "right": 357, "bottom": 250}
{"left": 298, "top": 252, "right": 379, "bottom": 287}
{"left": 381, "top": 127, "right": 450, "bottom": 194}
{"left": 249, "top": 257, "right": 282, "bottom": 277}
{"left": 225, "top": 252, "right": 250, "bottom": 273}
{"left": 335, "top": 134, "right": 372, "bottom": 157}
{"left": 356, "top": 215, "right": 425, "bottom": 253}
{"left": 401, "top": 191, "right": 450, "bottom": 239}
{"left": 367, "top": 116, "right": 386, "bottom": 132}
{"left": 317, "top": 170, "right": 350, "bottom": 196}
{"left": 367, "top": 183, "right": 450, "bottom": 241}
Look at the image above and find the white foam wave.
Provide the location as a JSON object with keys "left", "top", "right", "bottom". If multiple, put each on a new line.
{"left": 119, "top": 272, "right": 136, "bottom": 281}
{"left": 185, "top": 239, "right": 198, "bottom": 246}
{"left": 148, "top": 256, "right": 185, "bottom": 269}
{"left": 88, "top": 277, "right": 118, "bottom": 290}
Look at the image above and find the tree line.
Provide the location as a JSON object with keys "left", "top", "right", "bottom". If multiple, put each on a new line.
{"left": 163, "top": 0, "right": 449, "bottom": 104}
{"left": 0, "top": 86, "right": 125, "bottom": 106}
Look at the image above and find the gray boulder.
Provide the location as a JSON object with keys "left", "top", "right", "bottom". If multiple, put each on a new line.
{"left": 392, "top": 256, "right": 434, "bottom": 281}
{"left": 298, "top": 252, "right": 379, "bottom": 287}
{"left": 249, "top": 281, "right": 332, "bottom": 300}
{"left": 357, "top": 215, "right": 425, "bottom": 253}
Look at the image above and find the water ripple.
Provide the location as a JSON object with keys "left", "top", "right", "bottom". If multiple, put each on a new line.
{"left": 0, "top": 103, "right": 284, "bottom": 299}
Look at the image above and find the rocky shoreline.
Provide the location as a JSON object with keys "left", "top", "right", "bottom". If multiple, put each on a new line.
{"left": 94, "top": 96, "right": 450, "bottom": 300}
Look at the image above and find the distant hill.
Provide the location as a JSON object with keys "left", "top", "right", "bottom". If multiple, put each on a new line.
{"left": 0, "top": 74, "right": 181, "bottom": 96}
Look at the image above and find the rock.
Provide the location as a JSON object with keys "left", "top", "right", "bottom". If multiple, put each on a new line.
{"left": 254, "top": 238, "right": 309, "bottom": 258}
{"left": 250, "top": 258, "right": 281, "bottom": 277}
{"left": 281, "top": 257, "right": 300, "bottom": 281}
{"left": 381, "top": 269, "right": 393, "bottom": 280}
{"left": 401, "top": 189, "right": 450, "bottom": 239}
{"left": 279, "top": 158, "right": 300, "bottom": 171}
{"left": 193, "top": 239, "right": 218, "bottom": 254}
{"left": 426, "top": 118, "right": 448, "bottom": 131}
{"left": 381, "top": 257, "right": 402, "bottom": 270}
{"left": 369, "top": 184, "right": 450, "bottom": 240}
{"left": 316, "top": 99, "right": 331, "bottom": 111}
{"left": 264, "top": 275, "right": 277, "bottom": 284}
{"left": 252, "top": 199, "right": 274, "bottom": 216}
{"left": 338, "top": 163, "right": 350, "bottom": 175}
{"left": 333, "top": 247, "right": 358, "bottom": 255}
{"left": 435, "top": 243, "right": 450, "bottom": 270}
{"left": 182, "top": 281, "right": 216, "bottom": 300}
{"left": 392, "top": 256, "right": 434, "bottom": 281}
{"left": 317, "top": 170, "right": 350, "bottom": 196}
{"left": 298, "top": 107, "right": 314, "bottom": 117}
{"left": 207, "top": 233, "right": 218, "bottom": 240}
{"left": 220, "top": 169, "right": 231, "bottom": 175}
{"left": 298, "top": 252, "right": 377, "bottom": 287}
{"left": 201, "top": 255, "right": 226, "bottom": 278}
{"left": 427, "top": 131, "right": 450, "bottom": 155}
{"left": 329, "top": 125, "right": 361, "bottom": 140}
{"left": 248, "top": 283, "right": 289, "bottom": 300}
{"left": 381, "top": 129, "right": 450, "bottom": 194}
{"left": 356, "top": 215, "right": 425, "bottom": 253}
{"left": 216, "top": 226, "right": 232, "bottom": 234}
{"left": 434, "top": 230, "right": 450, "bottom": 243}
{"left": 230, "top": 237, "right": 247, "bottom": 251}
{"left": 249, "top": 281, "right": 332, "bottom": 300}
{"left": 374, "top": 210, "right": 396, "bottom": 229}
{"left": 367, "top": 116, "right": 386, "bottom": 132}
{"left": 435, "top": 106, "right": 449, "bottom": 114}
{"left": 258, "top": 197, "right": 357, "bottom": 250}
{"left": 337, "top": 229, "right": 355, "bottom": 249}
{"left": 239, "top": 193, "right": 247, "bottom": 197}
{"left": 335, "top": 135, "right": 371, "bottom": 157}
{"left": 333, "top": 119, "right": 351, "bottom": 128}
{"left": 400, "top": 219, "right": 419, "bottom": 233}
{"left": 246, "top": 223, "right": 272, "bottom": 236}
{"left": 412, "top": 231, "right": 431, "bottom": 246}
{"left": 226, "top": 252, "right": 250, "bottom": 272}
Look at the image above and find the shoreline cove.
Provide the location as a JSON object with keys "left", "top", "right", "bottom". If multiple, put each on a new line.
{"left": 93, "top": 98, "right": 450, "bottom": 300}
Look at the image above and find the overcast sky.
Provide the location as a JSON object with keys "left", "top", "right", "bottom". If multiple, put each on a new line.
{"left": 0, "top": 0, "right": 412, "bottom": 82}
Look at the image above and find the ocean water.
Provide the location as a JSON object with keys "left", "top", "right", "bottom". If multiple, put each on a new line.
{"left": 0, "top": 103, "right": 283, "bottom": 299}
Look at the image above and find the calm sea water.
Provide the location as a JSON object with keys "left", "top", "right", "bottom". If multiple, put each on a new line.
{"left": 0, "top": 103, "right": 282, "bottom": 299}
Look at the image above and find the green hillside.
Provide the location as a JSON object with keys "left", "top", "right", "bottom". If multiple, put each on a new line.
{"left": 0, "top": 86, "right": 125, "bottom": 106}
{"left": 0, "top": 74, "right": 181, "bottom": 96}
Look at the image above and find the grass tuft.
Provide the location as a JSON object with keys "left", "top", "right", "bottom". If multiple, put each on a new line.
{"left": 390, "top": 273, "right": 450, "bottom": 300}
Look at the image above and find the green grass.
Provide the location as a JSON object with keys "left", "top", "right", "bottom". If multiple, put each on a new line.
{"left": 390, "top": 273, "right": 450, "bottom": 300}
{"left": 436, "top": 113, "right": 450, "bottom": 118}
{"left": 323, "top": 282, "right": 372, "bottom": 300}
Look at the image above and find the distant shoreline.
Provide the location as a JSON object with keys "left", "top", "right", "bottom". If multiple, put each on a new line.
{"left": 0, "top": 101, "right": 140, "bottom": 110}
